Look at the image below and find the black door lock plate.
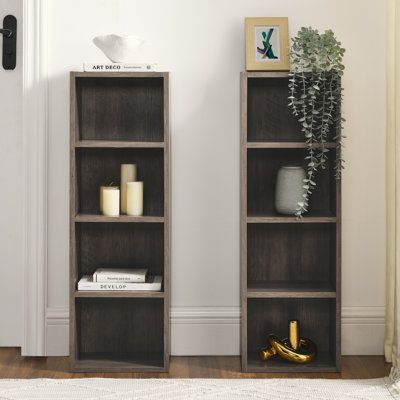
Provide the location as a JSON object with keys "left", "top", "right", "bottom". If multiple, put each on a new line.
{"left": 1, "top": 15, "right": 17, "bottom": 70}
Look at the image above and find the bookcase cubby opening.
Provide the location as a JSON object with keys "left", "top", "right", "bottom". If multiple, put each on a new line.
{"left": 75, "top": 297, "right": 164, "bottom": 369}
{"left": 247, "top": 223, "right": 336, "bottom": 292}
{"left": 75, "top": 222, "right": 164, "bottom": 284}
{"left": 247, "top": 77, "right": 334, "bottom": 142}
{"left": 75, "top": 77, "right": 164, "bottom": 142}
{"left": 247, "top": 148, "right": 336, "bottom": 217}
{"left": 247, "top": 298, "right": 336, "bottom": 371}
{"left": 76, "top": 147, "right": 164, "bottom": 216}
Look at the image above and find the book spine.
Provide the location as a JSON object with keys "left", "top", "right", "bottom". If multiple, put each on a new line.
{"left": 94, "top": 274, "right": 145, "bottom": 283}
{"left": 78, "top": 282, "right": 160, "bottom": 291}
{"left": 83, "top": 63, "right": 156, "bottom": 72}
{"left": 79, "top": 282, "right": 129, "bottom": 290}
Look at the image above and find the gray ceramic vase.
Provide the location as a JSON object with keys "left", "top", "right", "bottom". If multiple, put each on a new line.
{"left": 275, "top": 166, "right": 306, "bottom": 215}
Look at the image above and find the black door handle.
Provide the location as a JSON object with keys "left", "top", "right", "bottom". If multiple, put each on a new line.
{"left": 1, "top": 15, "right": 17, "bottom": 70}
{"left": 0, "top": 28, "right": 12, "bottom": 38}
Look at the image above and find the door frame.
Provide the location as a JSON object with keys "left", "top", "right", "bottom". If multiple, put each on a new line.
{"left": 21, "top": 0, "right": 48, "bottom": 356}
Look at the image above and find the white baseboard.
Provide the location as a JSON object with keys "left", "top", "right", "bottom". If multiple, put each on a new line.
{"left": 45, "top": 306, "right": 385, "bottom": 357}
{"left": 171, "top": 307, "right": 240, "bottom": 355}
{"left": 341, "top": 306, "right": 385, "bottom": 355}
{"left": 45, "top": 308, "right": 69, "bottom": 356}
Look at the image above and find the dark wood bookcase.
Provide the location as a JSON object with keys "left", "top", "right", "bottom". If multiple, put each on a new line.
{"left": 240, "top": 72, "right": 341, "bottom": 372}
{"left": 70, "top": 72, "right": 170, "bottom": 372}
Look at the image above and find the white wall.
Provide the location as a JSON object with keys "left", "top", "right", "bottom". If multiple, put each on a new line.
{"left": 45, "top": 0, "right": 386, "bottom": 355}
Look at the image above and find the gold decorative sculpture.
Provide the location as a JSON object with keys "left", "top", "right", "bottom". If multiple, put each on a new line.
{"left": 259, "top": 320, "right": 317, "bottom": 363}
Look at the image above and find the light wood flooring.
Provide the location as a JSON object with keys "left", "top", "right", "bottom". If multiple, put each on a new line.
{"left": 0, "top": 349, "right": 391, "bottom": 379}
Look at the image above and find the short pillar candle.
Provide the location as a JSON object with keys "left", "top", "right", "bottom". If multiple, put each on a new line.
{"left": 99, "top": 186, "right": 119, "bottom": 213}
{"left": 120, "top": 164, "right": 137, "bottom": 214}
{"left": 101, "top": 187, "right": 120, "bottom": 216}
{"left": 126, "top": 181, "right": 143, "bottom": 216}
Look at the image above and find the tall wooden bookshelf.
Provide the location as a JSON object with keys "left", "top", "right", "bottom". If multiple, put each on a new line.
{"left": 70, "top": 72, "right": 170, "bottom": 372}
{"left": 240, "top": 72, "right": 341, "bottom": 372}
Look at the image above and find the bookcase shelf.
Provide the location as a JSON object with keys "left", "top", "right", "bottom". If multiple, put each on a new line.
{"left": 247, "top": 292, "right": 336, "bottom": 299}
{"left": 240, "top": 72, "right": 341, "bottom": 373}
{"left": 70, "top": 72, "right": 170, "bottom": 372}
{"left": 247, "top": 351, "right": 337, "bottom": 373}
{"left": 75, "top": 140, "right": 165, "bottom": 149}
{"left": 74, "top": 290, "right": 165, "bottom": 299}
{"left": 247, "top": 281, "right": 336, "bottom": 294}
{"left": 247, "top": 214, "right": 336, "bottom": 224}
{"left": 74, "top": 213, "right": 164, "bottom": 223}
{"left": 72, "top": 355, "right": 166, "bottom": 373}
{"left": 246, "top": 142, "right": 336, "bottom": 149}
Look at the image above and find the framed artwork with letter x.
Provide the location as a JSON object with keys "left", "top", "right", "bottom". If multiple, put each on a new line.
{"left": 245, "top": 17, "right": 290, "bottom": 71}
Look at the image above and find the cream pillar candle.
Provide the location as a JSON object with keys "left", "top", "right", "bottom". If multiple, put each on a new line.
{"left": 99, "top": 186, "right": 118, "bottom": 213}
{"left": 126, "top": 181, "right": 143, "bottom": 216}
{"left": 120, "top": 164, "right": 137, "bottom": 214}
{"left": 102, "top": 187, "right": 120, "bottom": 216}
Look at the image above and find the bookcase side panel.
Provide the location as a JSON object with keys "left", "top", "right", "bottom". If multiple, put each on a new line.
{"left": 240, "top": 73, "right": 248, "bottom": 370}
{"left": 70, "top": 74, "right": 78, "bottom": 367}
{"left": 163, "top": 73, "right": 170, "bottom": 368}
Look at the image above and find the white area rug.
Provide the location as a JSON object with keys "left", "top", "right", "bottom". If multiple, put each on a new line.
{"left": 0, "top": 378, "right": 397, "bottom": 400}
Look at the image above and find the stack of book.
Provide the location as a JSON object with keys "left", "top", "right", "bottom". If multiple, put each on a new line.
{"left": 78, "top": 268, "right": 162, "bottom": 291}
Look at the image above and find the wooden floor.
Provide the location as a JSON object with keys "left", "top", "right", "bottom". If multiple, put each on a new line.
{"left": 0, "top": 349, "right": 390, "bottom": 379}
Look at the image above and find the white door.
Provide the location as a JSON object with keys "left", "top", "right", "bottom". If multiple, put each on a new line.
{"left": 0, "top": 0, "right": 23, "bottom": 346}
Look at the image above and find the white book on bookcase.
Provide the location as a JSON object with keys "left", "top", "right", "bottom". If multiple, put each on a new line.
{"left": 93, "top": 268, "right": 147, "bottom": 283}
{"left": 78, "top": 275, "right": 162, "bottom": 291}
{"left": 83, "top": 63, "right": 157, "bottom": 72}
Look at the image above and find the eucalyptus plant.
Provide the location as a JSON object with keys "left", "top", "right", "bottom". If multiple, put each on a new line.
{"left": 288, "top": 27, "right": 345, "bottom": 217}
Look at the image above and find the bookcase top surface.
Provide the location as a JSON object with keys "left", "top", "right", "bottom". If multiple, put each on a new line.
{"left": 242, "top": 71, "right": 290, "bottom": 78}
{"left": 71, "top": 71, "right": 169, "bottom": 78}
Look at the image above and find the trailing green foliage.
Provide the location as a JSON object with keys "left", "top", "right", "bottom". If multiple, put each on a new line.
{"left": 288, "top": 27, "right": 345, "bottom": 217}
